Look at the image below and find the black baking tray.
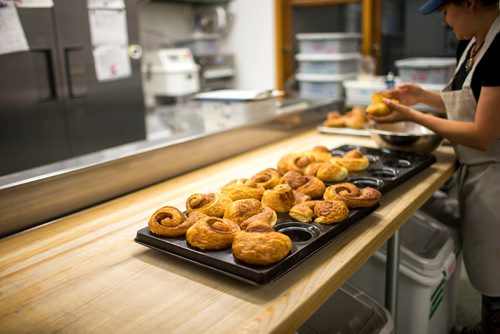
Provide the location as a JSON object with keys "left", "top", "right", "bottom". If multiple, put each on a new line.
{"left": 135, "top": 145, "right": 436, "bottom": 285}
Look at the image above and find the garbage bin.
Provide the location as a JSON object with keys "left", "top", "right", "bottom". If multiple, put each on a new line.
{"left": 298, "top": 282, "right": 394, "bottom": 334}
{"left": 349, "top": 210, "right": 462, "bottom": 334}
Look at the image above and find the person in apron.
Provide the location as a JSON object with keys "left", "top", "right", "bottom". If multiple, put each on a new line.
{"left": 370, "top": 1, "right": 500, "bottom": 333}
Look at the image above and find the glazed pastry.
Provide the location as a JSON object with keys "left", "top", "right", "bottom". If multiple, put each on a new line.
{"left": 344, "top": 106, "right": 367, "bottom": 129}
{"left": 277, "top": 153, "right": 315, "bottom": 174}
{"left": 224, "top": 198, "right": 276, "bottom": 229}
{"left": 324, "top": 183, "right": 382, "bottom": 208}
{"left": 323, "top": 111, "right": 346, "bottom": 128}
{"left": 186, "top": 216, "right": 240, "bottom": 250}
{"left": 293, "top": 190, "right": 311, "bottom": 205}
{"left": 280, "top": 171, "right": 326, "bottom": 199}
{"left": 186, "top": 192, "right": 232, "bottom": 218}
{"left": 331, "top": 149, "right": 370, "bottom": 172}
{"left": 232, "top": 221, "right": 292, "bottom": 265}
{"left": 304, "top": 159, "right": 349, "bottom": 182}
{"left": 148, "top": 206, "right": 202, "bottom": 237}
{"left": 366, "top": 92, "right": 393, "bottom": 116}
{"left": 261, "top": 183, "right": 295, "bottom": 213}
{"left": 251, "top": 168, "right": 282, "bottom": 189}
{"left": 289, "top": 200, "right": 349, "bottom": 224}
{"left": 221, "top": 178, "right": 265, "bottom": 201}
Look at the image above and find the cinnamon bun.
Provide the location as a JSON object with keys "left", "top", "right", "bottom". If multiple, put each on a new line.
{"left": 224, "top": 198, "right": 276, "bottom": 229}
{"left": 280, "top": 171, "right": 326, "bottom": 199}
{"left": 261, "top": 183, "right": 295, "bottom": 213}
{"left": 324, "top": 183, "right": 381, "bottom": 208}
{"left": 304, "top": 159, "right": 349, "bottom": 182}
{"left": 221, "top": 178, "right": 265, "bottom": 201}
{"left": 331, "top": 149, "right": 370, "bottom": 172}
{"left": 323, "top": 111, "right": 346, "bottom": 128}
{"left": 289, "top": 200, "right": 349, "bottom": 224}
{"left": 186, "top": 192, "right": 232, "bottom": 218}
{"left": 148, "top": 206, "right": 201, "bottom": 237}
{"left": 186, "top": 216, "right": 240, "bottom": 250}
{"left": 251, "top": 168, "right": 282, "bottom": 189}
{"left": 232, "top": 221, "right": 292, "bottom": 265}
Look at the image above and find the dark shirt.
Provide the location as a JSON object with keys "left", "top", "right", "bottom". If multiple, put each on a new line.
{"left": 451, "top": 32, "right": 500, "bottom": 101}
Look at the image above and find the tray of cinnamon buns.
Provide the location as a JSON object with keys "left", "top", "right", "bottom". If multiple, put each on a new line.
{"left": 135, "top": 145, "right": 436, "bottom": 285}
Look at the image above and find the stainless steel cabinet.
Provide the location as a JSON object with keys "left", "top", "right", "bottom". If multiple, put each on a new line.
{"left": 0, "top": 0, "right": 146, "bottom": 176}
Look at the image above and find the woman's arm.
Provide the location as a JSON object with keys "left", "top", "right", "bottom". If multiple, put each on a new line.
{"left": 372, "top": 86, "right": 500, "bottom": 151}
{"left": 387, "top": 84, "right": 447, "bottom": 113}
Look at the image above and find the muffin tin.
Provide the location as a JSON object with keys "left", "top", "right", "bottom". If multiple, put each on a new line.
{"left": 135, "top": 145, "right": 436, "bottom": 285}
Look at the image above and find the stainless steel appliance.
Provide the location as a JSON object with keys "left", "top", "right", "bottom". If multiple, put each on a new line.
{"left": 195, "top": 54, "right": 235, "bottom": 91}
{"left": 0, "top": 0, "right": 146, "bottom": 176}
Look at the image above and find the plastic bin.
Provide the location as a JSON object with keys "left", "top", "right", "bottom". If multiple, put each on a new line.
{"left": 395, "top": 58, "right": 456, "bottom": 84}
{"left": 296, "top": 53, "right": 361, "bottom": 75}
{"left": 296, "top": 32, "right": 361, "bottom": 54}
{"left": 297, "top": 72, "right": 356, "bottom": 100}
{"left": 349, "top": 210, "right": 462, "bottom": 334}
{"left": 298, "top": 282, "right": 394, "bottom": 334}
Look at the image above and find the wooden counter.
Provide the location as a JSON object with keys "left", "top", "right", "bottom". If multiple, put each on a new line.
{"left": 0, "top": 129, "right": 456, "bottom": 333}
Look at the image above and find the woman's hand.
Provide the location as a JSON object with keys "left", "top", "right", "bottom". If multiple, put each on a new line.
{"left": 386, "top": 83, "right": 425, "bottom": 106}
{"left": 368, "top": 98, "right": 417, "bottom": 123}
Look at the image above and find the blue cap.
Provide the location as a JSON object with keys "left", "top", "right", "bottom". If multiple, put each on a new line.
{"left": 419, "top": 0, "right": 445, "bottom": 15}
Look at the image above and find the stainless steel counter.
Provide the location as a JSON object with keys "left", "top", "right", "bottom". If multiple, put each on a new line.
{"left": 0, "top": 99, "right": 339, "bottom": 237}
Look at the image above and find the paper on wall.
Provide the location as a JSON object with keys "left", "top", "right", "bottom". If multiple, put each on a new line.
{"left": 88, "top": 9, "right": 128, "bottom": 46}
{"left": 87, "top": 0, "right": 125, "bottom": 9}
{"left": 16, "top": 0, "right": 54, "bottom": 8}
{"left": 93, "top": 45, "right": 131, "bottom": 81}
{"left": 0, "top": 3, "right": 29, "bottom": 55}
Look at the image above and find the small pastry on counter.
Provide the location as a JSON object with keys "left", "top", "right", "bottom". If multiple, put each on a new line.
{"left": 289, "top": 200, "right": 349, "bottom": 224}
{"left": 186, "top": 216, "right": 240, "bottom": 250}
{"left": 366, "top": 92, "right": 393, "bottom": 116}
{"left": 293, "top": 190, "right": 311, "bottom": 205}
{"left": 148, "top": 206, "right": 204, "bottom": 237}
{"left": 261, "top": 183, "right": 295, "bottom": 213}
{"left": 331, "top": 149, "right": 370, "bottom": 172}
{"left": 251, "top": 168, "right": 282, "bottom": 190}
{"left": 301, "top": 146, "right": 333, "bottom": 163}
{"left": 344, "top": 106, "right": 367, "bottom": 129}
{"left": 323, "top": 111, "right": 346, "bottom": 128}
{"left": 232, "top": 221, "right": 292, "bottom": 265}
{"left": 186, "top": 192, "right": 232, "bottom": 218}
{"left": 277, "top": 153, "right": 314, "bottom": 174}
{"left": 240, "top": 206, "right": 277, "bottom": 230}
{"left": 280, "top": 171, "right": 326, "bottom": 199}
{"left": 304, "top": 159, "right": 349, "bottom": 182}
{"left": 224, "top": 198, "right": 276, "bottom": 230}
{"left": 221, "top": 178, "right": 265, "bottom": 201}
{"left": 324, "top": 183, "right": 381, "bottom": 208}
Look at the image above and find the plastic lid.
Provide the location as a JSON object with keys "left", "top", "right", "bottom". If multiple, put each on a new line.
{"left": 395, "top": 57, "right": 456, "bottom": 68}
{"left": 381, "top": 210, "right": 457, "bottom": 276}
{"left": 296, "top": 72, "right": 357, "bottom": 82}
{"left": 296, "top": 32, "right": 361, "bottom": 40}
{"left": 295, "top": 52, "right": 361, "bottom": 61}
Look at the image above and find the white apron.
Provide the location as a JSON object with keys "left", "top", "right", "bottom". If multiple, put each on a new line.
{"left": 440, "top": 16, "right": 500, "bottom": 296}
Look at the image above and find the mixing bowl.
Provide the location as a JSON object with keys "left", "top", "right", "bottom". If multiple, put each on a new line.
{"left": 369, "top": 122, "right": 443, "bottom": 154}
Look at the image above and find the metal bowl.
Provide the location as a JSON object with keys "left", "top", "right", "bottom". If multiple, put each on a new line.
{"left": 369, "top": 122, "right": 443, "bottom": 154}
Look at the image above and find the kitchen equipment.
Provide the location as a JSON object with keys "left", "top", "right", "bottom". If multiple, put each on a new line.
{"left": 299, "top": 282, "right": 394, "bottom": 334}
{"left": 141, "top": 48, "right": 200, "bottom": 108}
{"left": 0, "top": 0, "right": 146, "bottom": 176}
{"left": 195, "top": 54, "right": 235, "bottom": 91}
{"left": 135, "top": 145, "right": 436, "bottom": 285}
{"left": 175, "top": 33, "right": 221, "bottom": 56}
{"left": 370, "top": 122, "right": 443, "bottom": 154}
{"left": 349, "top": 210, "right": 461, "bottom": 334}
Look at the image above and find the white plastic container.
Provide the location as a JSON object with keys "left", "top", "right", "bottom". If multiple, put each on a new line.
{"left": 298, "top": 282, "right": 394, "bottom": 334}
{"left": 297, "top": 72, "right": 356, "bottom": 100}
{"left": 296, "top": 32, "right": 361, "bottom": 54}
{"left": 395, "top": 58, "right": 456, "bottom": 84}
{"left": 296, "top": 53, "right": 361, "bottom": 75}
{"left": 349, "top": 210, "right": 462, "bottom": 334}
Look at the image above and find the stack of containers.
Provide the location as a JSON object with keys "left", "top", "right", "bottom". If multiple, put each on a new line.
{"left": 295, "top": 32, "right": 361, "bottom": 100}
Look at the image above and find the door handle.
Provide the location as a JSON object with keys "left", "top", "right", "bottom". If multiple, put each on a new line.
{"left": 64, "top": 47, "right": 89, "bottom": 98}
{"left": 33, "top": 49, "right": 57, "bottom": 102}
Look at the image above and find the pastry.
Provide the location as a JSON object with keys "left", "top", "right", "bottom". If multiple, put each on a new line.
{"left": 293, "top": 190, "right": 311, "bottom": 204}
{"left": 277, "top": 153, "right": 315, "bottom": 174}
{"left": 240, "top": 206, "right": 277, "bottom": 230}
{"left": 280, "top": 171, "right": 326, "bottom": 199}
{"left": 251, "top": 168, "right": 282, "bottom": 189}
{"left": 148, "top": 206, "right": 203, "bottom": 237}
{"left": 186, "top": 216, "right": 240, "bottom": 250}
{"left": 289, "top": 200, "right": 349, "bottom": 224}
{"left": 344, "top": 106, "right": 367, "bottom": 129}
{"left": 324, "top": 183, "right": 382, "bottom": 208}
{"left": 366, "top": 92, "right": 392, "bottom": 116}
{"left": 261, "top": 183, "right": 295, "bottom": 213}
{"left": 232, "top": 221, "right": 292, "bottom": 265}
{"left": 224, "top": 198, "right": 276, "bottom": 229}
{"left": 301, "top": 146, "right": 333, "bottom": 162}
{"left": 221, "top": 178, "right": 265, "bottom": 201}
{"left": 331, "top": 149, "right": 370, "bottom": 172}
{"left": 186, "top": 192, "right": 232, "bottom": 218}
{"left": 323, "top": 111, "right": 346, "bottom": 128}
{"left": 304, "top": 159, "right": 349, "bottom": 182}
